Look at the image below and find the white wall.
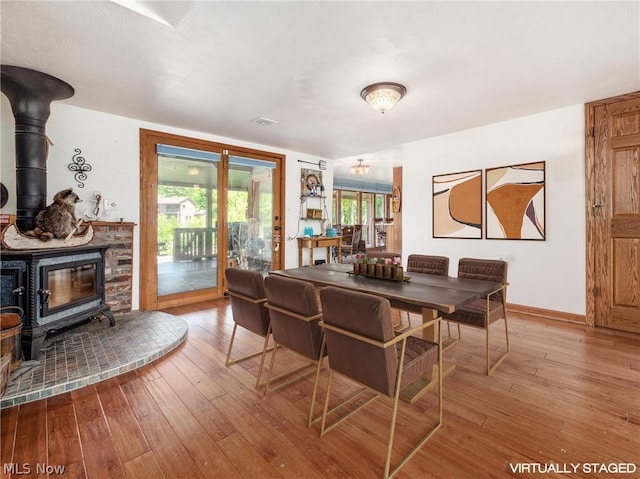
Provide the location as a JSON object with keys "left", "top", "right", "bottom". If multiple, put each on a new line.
{"left": 1, "top": 98, "right": 587, "bottom": 314}
{"left": 402, "top": 104, "right": 586, "bottom": 315}
{"left": 1, "top": 98, "right": 331, "bottom": 310}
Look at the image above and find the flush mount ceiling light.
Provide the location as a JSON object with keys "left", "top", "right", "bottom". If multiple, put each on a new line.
{"left": 351, "top": 159, "right": 370, "bottom": 175}
{"left": 187, "top": 167, "right": 200, "bottom": 176}
{"left": 360, "top": 82, "right": 407, "bottom": 113}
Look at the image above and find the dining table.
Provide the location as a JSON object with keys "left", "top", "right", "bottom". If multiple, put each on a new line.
{"left": 270, "top": 263, "right": 501, "bottom": 317}
{"left": 270, "top": 263, "right": 503, "bottom": 396}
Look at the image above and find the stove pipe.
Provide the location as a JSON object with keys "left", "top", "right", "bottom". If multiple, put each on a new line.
{"left": 1, "top": 65, "right": 74, "bottom": 232}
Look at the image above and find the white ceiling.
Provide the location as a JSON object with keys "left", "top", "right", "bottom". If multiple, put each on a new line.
{"left": 1, "top": 1, "right": 639, "bottom": 183}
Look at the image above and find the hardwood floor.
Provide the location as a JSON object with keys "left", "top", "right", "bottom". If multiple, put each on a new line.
{"left": 1, "top": 299, "right": 639, "bottom": 478}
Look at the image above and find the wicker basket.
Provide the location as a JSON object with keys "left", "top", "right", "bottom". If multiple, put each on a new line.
{"left": 306, "top": 208, "right": 323, "bottom": 219}
{"left": 0, "top": 353, "right": 10, "bottom": 398}
{"left": 1, "top": 306, "right": 24, "bottom": 372}
{"left": 0, "top": 324, "right": 23, "bottom": 372}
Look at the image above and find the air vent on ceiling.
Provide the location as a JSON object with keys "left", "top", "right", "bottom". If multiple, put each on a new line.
{"left": 250, "top": 117, "right": 279, "bottom": 126}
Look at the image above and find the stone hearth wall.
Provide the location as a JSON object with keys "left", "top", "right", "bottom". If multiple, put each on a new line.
{"left": 91, "top": 221, "right": 135, "bottom": 314}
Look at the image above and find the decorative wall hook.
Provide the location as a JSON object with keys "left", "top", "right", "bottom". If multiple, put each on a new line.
{"left": 68, "top": 148, "right": 92, "bottom": 188}
{"left": 297, "top": 159, "right": 327, "bottom": 170}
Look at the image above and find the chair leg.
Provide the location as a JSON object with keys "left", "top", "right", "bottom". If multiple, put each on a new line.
{"left": 393, "top": 310, "right": 412, "bottom": 332}
{"left": 224, "top": 323, "right": 240, "bottom": 366}
{"left": 319, "top": 370, "right": 335, "bottom": 436}
{"left": 383, "top": 384, "right": 403, "bottom": 478}
{"left": 263, "top": 338, "right": 326, "bottom": 427}
{"left": 307, "top": 355, "right": 325, "bottom": 427}
{"left": 504, "top": 315, "right": 510, "bottom": 352}
{"left": 383, "top": 338, "right": 409, "bottom": 478}
{"left": 442, "top": 321, "right": 461, "bottom": 351}
{"left": 486, "top": 316, "right": 510, "bottom": 375}
{"left": 264, "top": 342, "right": 280, "bottom": 394}
{"left": 225, "top": 322, "right": 274, "bottom": 388}
{"left": 255, "top": 325, "right": 273, "bottom": 389}
{"left": 446, "top": 321, "right": 461, "bottom": 339}
{"left": 264, "top": 346, "right": 322, "bottom": 396}
{"left": 226, "top": 324, "right": 274, "bottom": 365}
{"left": 386, "top": 323, "right": 443, "bottom": 479}
{"left": 319, "top": 369, "right": 376, "bottom": 437}
{"left": 486, "top": 321, "right": 490, "bottom": 375}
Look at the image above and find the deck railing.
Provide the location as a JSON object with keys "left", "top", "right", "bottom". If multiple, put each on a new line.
{"left": 173, "top": 228, "right": 217, "bottom": 261}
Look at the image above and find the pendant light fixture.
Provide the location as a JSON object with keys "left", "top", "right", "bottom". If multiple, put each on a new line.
{"left": 351, "top": 159, "right": 370, "bottom": 175}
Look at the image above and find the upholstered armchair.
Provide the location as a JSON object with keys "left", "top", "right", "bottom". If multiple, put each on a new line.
{"left": 318, "top": 286, "right": 443, "bottom": 479}
{"left": 441, "top": 258, "right": 510, "bottom": 375}
{"left": 263, "top": 275, "right": 325, "bottom": 426}
{"left": 224, "top": 268, "right": 272, "bottom": 388}
{"left": 400, "top": 254, "right": 454, "bottom": 334}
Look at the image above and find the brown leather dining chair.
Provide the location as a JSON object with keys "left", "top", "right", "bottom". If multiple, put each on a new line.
{"left": 401, "top": 255, "right": 457, "bottom": 338}
{"left": 263, "top": 275, "right": 325, "bottom": 426}
{"left": 441, "top": 257, "right": 510, "bottom": 375}
{"left": 406, "top": 254, "right": 449, "bottom": 275}
{"left": 224, "top": 267, "right": 272, "bottom": 389}
{"left": 318, "top": 286, "right": 443, "bottom": 479}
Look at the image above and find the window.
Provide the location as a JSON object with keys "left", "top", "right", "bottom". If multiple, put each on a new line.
{"left": 332, "top": 189, "right": 393, "bottom": 248}
{"left": 339, "top": 190, "right": 358, "bottom": 226}
{"left": 374, "top": 194, "right": 386, "bottom": 219}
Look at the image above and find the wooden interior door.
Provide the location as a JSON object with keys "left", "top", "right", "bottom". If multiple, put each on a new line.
{"left": 586, "top": 92, "right": 640, "bottom": 332}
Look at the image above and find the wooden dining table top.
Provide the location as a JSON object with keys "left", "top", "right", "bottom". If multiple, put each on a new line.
{"left": 270, "top": 263, "right": 502, "bottom": 314}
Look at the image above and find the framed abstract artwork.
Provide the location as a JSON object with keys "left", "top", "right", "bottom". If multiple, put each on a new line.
{"left": 485, "top": 161, "right": 545, "bottom": 240}
{"left": 432, "top": 169, "right": 482, "bottom": 239}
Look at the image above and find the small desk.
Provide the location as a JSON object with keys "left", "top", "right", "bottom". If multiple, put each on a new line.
{"left": 297, "top": 236, "right": 342, "bottom": 267}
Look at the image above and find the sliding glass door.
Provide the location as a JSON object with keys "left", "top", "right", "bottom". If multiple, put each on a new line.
{"left": 156, "top": 145, "right": 220, "bottom": 297}
{"left": 140, "top": 130, "right": 284, "bottom": 310}
{"left": 226, "top": 153, "right": 278, "bottom": 273}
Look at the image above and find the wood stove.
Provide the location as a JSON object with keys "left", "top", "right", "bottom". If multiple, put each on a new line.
{"left": 0, "top": 67, "right": 116, "bottom": 360}
{"left": 0, "top": 245, "right": 115, "bottom": 360}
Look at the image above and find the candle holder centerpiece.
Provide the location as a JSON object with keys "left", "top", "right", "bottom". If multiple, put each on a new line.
{"left": 349, "top": 255, "right": 408, "bottom": 282}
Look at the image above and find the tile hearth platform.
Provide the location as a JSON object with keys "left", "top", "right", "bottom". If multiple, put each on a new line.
{"left": 1, "top": 311, "right": 187, "bottom": 409}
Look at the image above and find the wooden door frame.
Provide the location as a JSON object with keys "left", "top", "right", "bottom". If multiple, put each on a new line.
{"left": 139, "top": 128, "right": 286, "bottom": 310}
{"left": 224, "top": 144, "right": 286, "bottom": 275}
{"left": 585, "top": 91, "right": 640, "bottom": 327}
